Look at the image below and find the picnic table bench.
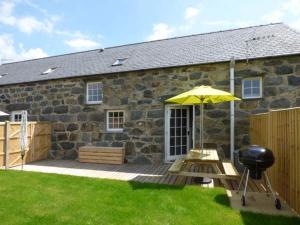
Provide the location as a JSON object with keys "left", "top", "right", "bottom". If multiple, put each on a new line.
{"left": 168, "top": 149, "right": 240, "bottom": 188}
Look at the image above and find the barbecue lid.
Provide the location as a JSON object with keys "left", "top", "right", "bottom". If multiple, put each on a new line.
{"left": 239, "top": 145, "right": 275, "bottom": 166}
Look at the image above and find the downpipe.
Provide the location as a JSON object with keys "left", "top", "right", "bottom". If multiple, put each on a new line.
{"left": 230, "top": 57, "right": 235, "bottom": 163}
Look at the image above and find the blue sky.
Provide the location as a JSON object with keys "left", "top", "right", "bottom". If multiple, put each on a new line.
{"left": 1, "top": 0, "right": 300, "bottom": 62}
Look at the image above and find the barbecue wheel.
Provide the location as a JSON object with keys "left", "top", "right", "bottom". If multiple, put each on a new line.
{"left": 241, "top": 195, "right": 246, "bottom": 206}
{"left": 275, "top": 198, "right": 281, "bottom": 210}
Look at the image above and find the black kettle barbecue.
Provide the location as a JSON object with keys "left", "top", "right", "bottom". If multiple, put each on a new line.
{"left": 237, "top": 145, "right": 281, "bottom": 209}
{"left": 239, "top": 145, "right": 274, "bottom": 179}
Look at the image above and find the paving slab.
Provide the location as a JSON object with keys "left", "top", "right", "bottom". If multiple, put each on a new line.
{"left": 227, "top": 190, "right": 299, "bottom": 217}
{"left": 12, "top": 160, "right": 151, "bottom": 180}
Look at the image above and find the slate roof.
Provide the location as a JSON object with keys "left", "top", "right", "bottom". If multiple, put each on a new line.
{"left": 1, "top": 23, "right": 300, "bottom": 86}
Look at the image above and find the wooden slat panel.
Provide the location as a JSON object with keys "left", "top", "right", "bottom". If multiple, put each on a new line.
{"left": 79, "top": 149, "right": 123, "bottom": 154}
{"left": 250, "top": 107, "right": 300, "bottom": 214}
{"left": 168, "top": 159, "right": 185, "bottom": 173}
{"left": 222, "top": 162, "right": 239, "bottom": 176}
{"left": 0, "top": 122, "right": 51, "bottom": 168}
{"left": 79, "top": 156, "right": 123, "bottom": 161}
{"left": 79, "top": 155, "right": 123, "bottom": 160}
{"left": 78, "top": 146, "right": 124, "bottom": 165}
{"left": 79, "top": 146, "right": 123, "bottom": 151}
{"left": 79, "top": 159, "right": 123, "bottom": 165}
{"left": 177, "top": 171, "right": 240, "bottom": 180}
{"left": 79, "top": 152, "right": 123, "bottom": 156}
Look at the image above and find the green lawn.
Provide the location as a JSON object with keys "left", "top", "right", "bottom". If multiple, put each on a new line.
{"left": 0, "top": 170, "right": 299, "bottom": 225}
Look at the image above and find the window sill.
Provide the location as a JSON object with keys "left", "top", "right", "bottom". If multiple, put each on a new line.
{"left": 242, "top": 97, "right": 263, "bottom": 100}
{"left": 104, "top": 130, "right": 124, "bottom": 134}
{"left": 86, "top": 101, "right": 103, "bottom": 105}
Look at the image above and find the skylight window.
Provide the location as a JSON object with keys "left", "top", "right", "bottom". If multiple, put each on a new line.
{"left": 0, "top": 73, "right": 8, "bottom": 78}
{"left": 112, "top": 58, "right": 127, "bottom": 66}
{"left": 41, "top": 67, "right": 57, "bottom": 75}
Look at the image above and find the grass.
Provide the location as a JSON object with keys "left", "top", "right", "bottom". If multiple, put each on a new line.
{"left": 0, "top": 170, "right": 299, "bottom": 225}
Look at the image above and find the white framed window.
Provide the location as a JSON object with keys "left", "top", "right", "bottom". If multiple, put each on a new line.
{"left": 86, "top": 81, "right": 103, "bottom": 104}
{"left": 242, "top": 77, "right": 262, "bottom": 99}
{"left": 106, "top": 110, "right": 125, "bottom": 132}
{"left": 11, "top": 110, "right": 27, "bottom": 122}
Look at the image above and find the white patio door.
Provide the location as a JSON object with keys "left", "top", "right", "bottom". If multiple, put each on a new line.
{"left": 165, "top": 106, "right": 190, "bottom": 162}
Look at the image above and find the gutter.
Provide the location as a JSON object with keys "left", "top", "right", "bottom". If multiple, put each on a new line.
{"left": 230, "top": 57, "right": 235, "bottom": 163}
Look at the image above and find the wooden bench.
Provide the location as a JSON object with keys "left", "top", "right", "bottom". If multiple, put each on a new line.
{"left": 222, "top": 161, "right": 239, "bottom": 177}
{"left": 79, "top": 146, "right": 124, "bottom": 165}
{"left": 168, "top": 159, "right": 185, "bottom": 174}
{"left": 168, "top": 158, "right": 239, "bottom": 180}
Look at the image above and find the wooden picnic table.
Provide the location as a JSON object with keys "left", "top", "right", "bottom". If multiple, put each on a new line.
{"left": 168, "top": 149, "right": 240, "bottom": 188}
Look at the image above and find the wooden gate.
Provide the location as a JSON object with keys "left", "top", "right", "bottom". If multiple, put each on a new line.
{"left": 0, "top": 121, "right": 51, "bottom": 168}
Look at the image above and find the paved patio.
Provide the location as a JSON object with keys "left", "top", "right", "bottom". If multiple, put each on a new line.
{"left": 227, "top": 190, "right": 298, "bottom": 217}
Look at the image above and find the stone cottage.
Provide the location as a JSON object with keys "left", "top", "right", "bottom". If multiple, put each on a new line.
{"left": 0, "top": 23, "right": 300, "bottom": 164}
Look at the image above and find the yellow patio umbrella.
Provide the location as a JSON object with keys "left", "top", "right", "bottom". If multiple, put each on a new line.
{"left": 165, "top": 85, "right": 240, "bottom": 152}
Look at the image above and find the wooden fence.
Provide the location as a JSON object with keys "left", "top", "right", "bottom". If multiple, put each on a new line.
{"left": 250, "top": 107, "right": 300, "bottom": 214}
{"left": 0, "top": 121, "right": 51, "bottom": 169}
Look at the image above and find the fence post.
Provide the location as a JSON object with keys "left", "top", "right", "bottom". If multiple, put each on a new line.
{"left": 5, "top": 121, "right": 10, "bottom": 170}
{"left": 31, "top": 122, "right": 35, "bottom": 161}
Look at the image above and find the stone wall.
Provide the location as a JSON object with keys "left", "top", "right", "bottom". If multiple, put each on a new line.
{"left": 0, "top": 55, "right": 299, "bottom": 163}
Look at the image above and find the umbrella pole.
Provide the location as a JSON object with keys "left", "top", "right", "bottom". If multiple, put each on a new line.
{"left": 201, "top": 104, "right": 204, "bottom": 153}
{"left": 199, "top": 104, "right": 201, "bottom": 152}
{"left": 193, "top": 105, "right": 195, "bottom": 149}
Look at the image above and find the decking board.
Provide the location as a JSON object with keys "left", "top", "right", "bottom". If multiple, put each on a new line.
{"left": 11, "top": 159, "right": 266, "bottom": 191}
